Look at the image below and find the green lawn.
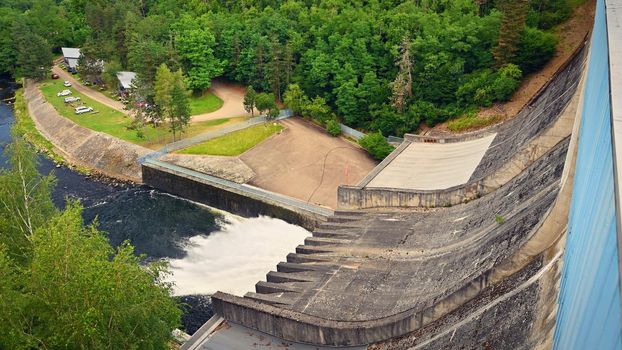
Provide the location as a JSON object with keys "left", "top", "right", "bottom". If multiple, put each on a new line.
{"left": 39, "top": 79, "right": 242, "bottom": 149}
{"left": 178, "top": 123, "right": 284, "bottom": 156}
{"left": 189, "top": 91, "right": 224, "bottom": 115}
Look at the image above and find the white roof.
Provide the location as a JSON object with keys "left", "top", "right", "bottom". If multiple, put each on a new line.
{"left": 61, "top": 47, "right": 81, "bottom": 59}
{"left": 66, "top": 58, "right": 79, "bottom": 69}
{"left": 116, "top": 71, "right": 137, "bottom": 89}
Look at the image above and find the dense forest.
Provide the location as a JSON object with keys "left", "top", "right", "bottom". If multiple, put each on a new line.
{"left": 1, "top": 0, "right": 574, "bottom": 136}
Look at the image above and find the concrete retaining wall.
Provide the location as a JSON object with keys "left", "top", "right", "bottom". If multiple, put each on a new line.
{"left": 142, "top": 160, "right": 331, "bottom": 230}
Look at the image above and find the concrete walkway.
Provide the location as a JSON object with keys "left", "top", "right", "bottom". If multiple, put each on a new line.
{"left": 52, "top": 65, "right": 129, "bottom": 115}
{"left": 366, "top": 134, "right": 497, "bottom": 190}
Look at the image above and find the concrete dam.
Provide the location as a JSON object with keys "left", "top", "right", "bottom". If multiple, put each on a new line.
{"left": 145, "top": 1, "right": 622, "bottom": 348}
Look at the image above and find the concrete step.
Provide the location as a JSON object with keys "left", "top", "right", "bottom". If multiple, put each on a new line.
{"left": 277, "top": 262, "right": 335, "bottom": 273}
{"left": 317, "top": 221, "right": 367, "bottom": 230}
{"left": 244, "top": 291, "right": 297, "bottom": 306}
{"left": 295, "top": 245, "right": 335, "bottom": 255}
{"left": 305, "top": 236, "right": 351, "bottom": 246}
{"left": 255, "top": 281, "right": 307, "bottom": 294}
{"left": 266, "top": 271, "right": 319, "bottom": 283}
{"left": 286, "top": 252, "right": 333, "bottom": 264}
{"left": 312, "top": 229, "right": 358, "bottom": 239}
{"left": 327, "top": 215, "right": 363, "bottom": 223}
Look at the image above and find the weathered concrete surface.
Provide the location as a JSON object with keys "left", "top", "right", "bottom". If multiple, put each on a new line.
{"left": 366, "top": 133, "right": 496, "bottom": 190}
{"left": 158, "top": 153, "right": 254, "bottom": 184}
{"left": 24, "top": 82, "right": 149, "bottom": 182}
{"left": 210, "top": 137, "right": 569, "bottom": 346}
{"left": 241, "top": 118, "right": 377, "bottom": 209}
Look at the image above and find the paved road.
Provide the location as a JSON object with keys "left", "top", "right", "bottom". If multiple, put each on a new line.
{"left": 190, "top": 80, "right": 254, "bottom": 122}
{"left": 52, "top": 65, "right": 129, "bottom": 115}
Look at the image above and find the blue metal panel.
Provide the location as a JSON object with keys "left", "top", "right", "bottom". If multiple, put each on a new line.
{"left": 553, "top": 0, "right": 622, "bottom": 348}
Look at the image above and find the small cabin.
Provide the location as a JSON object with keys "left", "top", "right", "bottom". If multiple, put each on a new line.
{"left": 61, "top": 47, "right": 81, "bottom": 73}
{"left": 116, "top": 71, "right": 137, "bottom": 95}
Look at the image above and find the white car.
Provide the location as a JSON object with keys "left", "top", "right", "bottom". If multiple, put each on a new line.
{"left": 57, "top": 89, "right": 71, "bottom": 97}
{"left": 63, "top": 81, "right": 72, "bottom": 87}
{"left": 64, "top": 96, "right": 81, "bottom": 103}
{"left": 74, "top": 106, "right": 93, "bottom": 114}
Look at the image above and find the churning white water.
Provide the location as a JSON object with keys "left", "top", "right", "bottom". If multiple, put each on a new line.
{"left": 167, "top": 215, "right": 310, "bottom": 296}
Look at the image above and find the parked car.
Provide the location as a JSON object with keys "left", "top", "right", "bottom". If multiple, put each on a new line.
{"left": 74, "top": 106, "right": 93, "bottom": 114}
{"left": 64, "top": 96, "right": 81, "bottom": 103}
{"left": 51, "top": 73, "right": 59, "bottom": 79}
{"left": 57, "top": 89, "right": 71, "bottom": 97}
{"left": 63, "top": 81, "right": 72, "bottom": 87}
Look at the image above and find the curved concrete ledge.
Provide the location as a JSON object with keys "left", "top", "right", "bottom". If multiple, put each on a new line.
{"left": 338, "top": 40, "right": 588, "bottom": 209}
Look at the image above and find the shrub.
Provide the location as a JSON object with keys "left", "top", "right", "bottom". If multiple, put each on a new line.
{"left": 491, "top": 64, "right": 522, "bottom": 101}
{"left": 326, "top": 119, "right": 341, "bottom": 136}
{"left": 447, "top": 113, "right": 500, "bottom": 132}
{"left": 359, "top": 132, "right": 394, "bottom": 160}
{"left": 515, "top": 27, "right": 558, "bottom": 74}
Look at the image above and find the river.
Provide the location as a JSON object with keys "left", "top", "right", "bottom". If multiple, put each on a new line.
{"left": 0, "top": 99, "right": 310, "bottom": 333}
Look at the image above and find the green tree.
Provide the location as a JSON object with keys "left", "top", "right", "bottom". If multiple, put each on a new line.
{"left": 244, "top": 86, "right": 257, "bottom": 117}
{"left": 12, "top": 21, "right": 53, "bottom": 80}
{"left": 174, "top": 15, "right": 224, "bottom": 92}
{"left": 170, "top": 71, "right": 191, "bottom": 141}
{"left": 390, "top": 37, "right": 413, "bottom": 113}
{"left": 0, "top": 137, "right": 181, "bottom": 349}
{"left": 283, "top": 84, "right": 310, "bottom": 116}
{"left": 255, "top": 92, "right": 277, "bottom": 117}
{"left": 326, "top": 119, "right": 341, "bottom": 137}
{"left": 493, "top": 0, "right": 530, "bottom": 66}
{"left": 359, "top": 132, "right": 394, "bottom": 160}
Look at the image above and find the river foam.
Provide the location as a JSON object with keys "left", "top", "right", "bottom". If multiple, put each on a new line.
{"left": 167, "top": 215, "right": 310, "bottom": 296}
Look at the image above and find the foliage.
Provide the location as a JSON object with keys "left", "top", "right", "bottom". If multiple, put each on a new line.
{"left": 179, "top": 123, "right": 283, "bottom": 156}
{"left": 527, "top": 0, "right": 573, "bottom": 30}
{"left": 0, "top": 136, "right": 181, "bottom": 349}
{"left": 174, "top": 15, "right": 225, "bottom": 91}
{"left": 154, "top": 64, "right": 191, "bottom": 141}
{"left": 244, "top": 86, "right": 257, "bottom": 117}
{"left": 447, "top": 113, "right": 501, "bottom": 132}
{"left": 1, "top": 0, "right": 571, "bottom": 135}
{"left": 12, "top": 21, "right": 53, "bottom": 80}
{"left": 456, "top": 64, "right": 522, "bottom": 107}
{"left": 255, "top": 92, "right": 278, "bottom": 119}
{"left": 359, "top": 132, "right": 394, "bottom": 160}
{"left": 515, "top": 27, "right": 558, "bottom": 74}
{"left": 493, "top": 0, "right": 530, "bottom": 66}
{"left": 326, "top": 119, "right": 342, "bottom": 137}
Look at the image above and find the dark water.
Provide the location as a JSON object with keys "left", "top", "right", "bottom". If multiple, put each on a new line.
{"left": 0, "top": 101, "right": 218, "bottom": 333}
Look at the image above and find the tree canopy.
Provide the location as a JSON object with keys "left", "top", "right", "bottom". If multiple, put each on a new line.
{"left": 0, "top": 134, "right": 181, "bottom": 349}
{"left": 0, "top": 0, "right": 574, "bottom": 135}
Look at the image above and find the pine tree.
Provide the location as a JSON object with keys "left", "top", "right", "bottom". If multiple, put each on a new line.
{"left": 390, "top": 37, "right": 413, "bottom": 113}
{"left": 243, "top": 86, "right": 257, "bottom": 117}
{"left": 493, "top": 0, "right": 529, "bottom": 66}
{"left": 170, "top": 70, "right": 191, "bottom": 141}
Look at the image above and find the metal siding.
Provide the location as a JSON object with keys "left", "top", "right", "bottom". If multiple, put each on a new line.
{"left": 554, "top": 0, "right": 622, "bottom": 348}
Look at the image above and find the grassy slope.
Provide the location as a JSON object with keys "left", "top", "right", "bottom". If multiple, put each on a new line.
{"left": 189, "top": 92, "right": 224, "bottom": 115}
{"left": 178, "top": 123, "right": 283, "bottom": 156}
{"left": 39, "top": 79, "right": 241, "bottom": 149}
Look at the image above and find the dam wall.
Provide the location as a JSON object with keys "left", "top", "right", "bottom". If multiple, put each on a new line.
{"left": 142, "top": 159, "right": 332, "bottom": 231}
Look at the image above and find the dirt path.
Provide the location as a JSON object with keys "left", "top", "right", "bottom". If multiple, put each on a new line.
{"left": 426, "top": 0, "right": 596, "bottom": 135}
{"left": 240, "top": 118, "right": 377, "bottom": 209}
{"left": 191, "top": 80, "right": 254, "bottom": 123}
{"left": 52, "top": 65, "right": 129, "bottom": 115}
